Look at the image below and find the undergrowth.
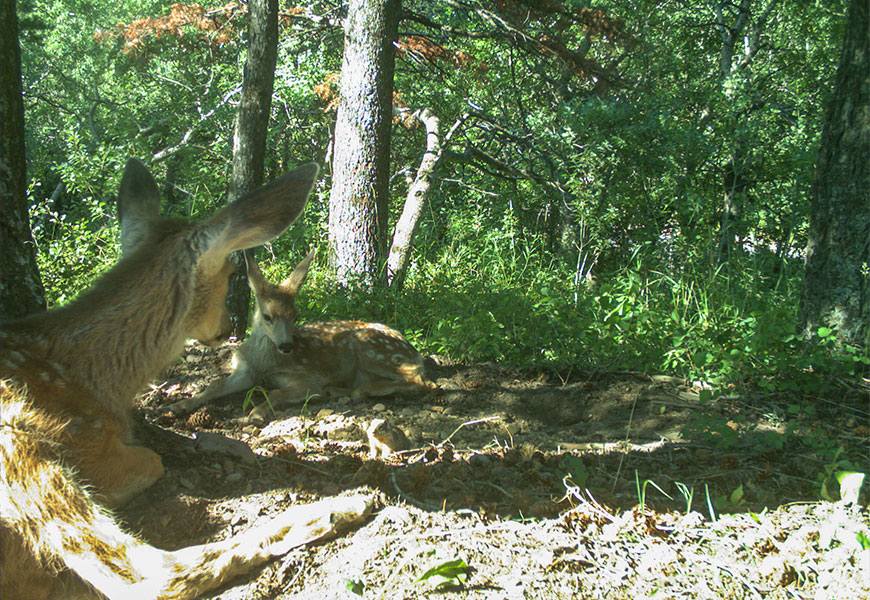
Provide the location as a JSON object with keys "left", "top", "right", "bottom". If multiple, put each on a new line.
{"left": 35, "top": 211, "right": 868, "bottom": 501}
{"left": 37, "top": 216, "right": 868, "bottom": 393}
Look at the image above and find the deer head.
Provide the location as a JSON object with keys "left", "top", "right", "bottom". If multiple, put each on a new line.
{"left": 116, "top": 159, "right": 319, "bottom": 350}
{"left": 4, "top": 159, "right": 319, "bottom": 407}
{"left": 245, "top": 249, "right": 315, "bottom": 353}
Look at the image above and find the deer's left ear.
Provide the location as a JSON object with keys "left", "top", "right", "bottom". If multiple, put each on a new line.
{"left": 193, "top": 163, "right": 318, "bottom": 273}
{"left": 244, "top": 249, "right": 268, "bottom": 292}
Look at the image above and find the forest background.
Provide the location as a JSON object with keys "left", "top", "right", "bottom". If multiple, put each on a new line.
{"left": 5, "top": 0, "right": 868, "bottom": 434}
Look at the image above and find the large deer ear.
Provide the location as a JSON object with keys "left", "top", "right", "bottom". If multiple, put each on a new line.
{"left": 244, "top": 249, "right": 268, "bottom": 293}
{"left": 118, "top": 158, "right": 161, "bottom": 255}
{"left": 194, "top": 163, "right": 318, "bottom": 272}
{"left": 280, "top": 249, "right": 315, "bottom": 295}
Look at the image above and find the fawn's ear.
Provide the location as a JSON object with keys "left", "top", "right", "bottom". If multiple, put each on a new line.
{"left": 118, "top": 158, "right": 162, "bottom": 255}
{"left": 194, "top": 163, "right": 319, "bottom": 274}
{"left": 280, "top": 249, "right": 315, "bottom": 296}
{"left": 244, "top": 249, "right": 268, "bottom": 294}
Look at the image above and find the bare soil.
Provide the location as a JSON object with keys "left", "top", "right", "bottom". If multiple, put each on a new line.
{"left": 125, "top": 341, "right": 870, "bottom": 599}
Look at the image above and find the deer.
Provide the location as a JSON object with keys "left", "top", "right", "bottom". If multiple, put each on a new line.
{"left": 0, "top": 159, "right": 372, "bottom": 600}
{"left": 162, "top": 249, "right": 436, "bottom": 422}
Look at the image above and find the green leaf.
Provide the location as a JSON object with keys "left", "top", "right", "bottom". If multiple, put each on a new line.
{"left": 561, "top": 456, "right": 588, "bottom": 488}
{"left": 820, "top": 478, "right": 834, "bottom": 501}
{"left": 729, "top": 484, "right": 745, "bottom": 505}
{"left": 345, "top": 578, "right": 365, "bottom": 596}
{"left": 417, "top": 558, "right": 471, "bottom": 589}
{"left": 817, "top": 327, "right": 833, "bottom": 338}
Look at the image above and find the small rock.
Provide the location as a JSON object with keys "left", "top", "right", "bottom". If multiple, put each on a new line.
{"left": 404, "top": 425, "right": 423, "bottom": 442}
{"left": 194, "top": 432, "right": 258, "bottom": 466}
{"left": 316, "top": 408, "right": 335, "bottom": 419}
{"left": 179, "top": 477, "right": 196, "bottom": 491}
{"left": 372, "top": 403, "right": 387, "bottom": 413}
{"left": 226, "top": 472, "right": 244, "bottom": 484}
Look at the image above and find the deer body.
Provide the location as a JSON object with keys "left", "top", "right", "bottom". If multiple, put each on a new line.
{"left": 1, "top": 159, "right": 372, "bottom": 600}
{"left": 164, "top": 252, "right": 434, "bottom": 421}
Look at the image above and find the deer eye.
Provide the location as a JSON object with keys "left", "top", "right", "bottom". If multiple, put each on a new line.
{"left": 262, "top": 313, "right": 273, "bottom": 324}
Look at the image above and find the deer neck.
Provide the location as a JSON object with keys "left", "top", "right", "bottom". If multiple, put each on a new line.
{"left": 6, "top": 241, "right": 196, "bottom": 411}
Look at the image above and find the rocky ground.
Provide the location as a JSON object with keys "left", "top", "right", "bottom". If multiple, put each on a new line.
{"left": 122, "top": 341, "right": 870, "bottom": 599}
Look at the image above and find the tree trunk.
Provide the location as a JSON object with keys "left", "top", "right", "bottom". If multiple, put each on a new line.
{"left": 716, "top": 152, "right": 745, "bottom": 263}
{"left": 225, "top": 0, "right": 279, "bottom": 338}
{"left": 798, "top": 0, "right": 869, "bottom": 345}
{"left": 1, "top": 0, "right": 46, "bottom": 319}
{"left": 387, "top": 108, "right": 443, "bottom": 290}
{"left": 328, "top": 0, "right": 400, "bottom": 288}
{"left": 709, "top": 0, "right": 777, "bottom": 264}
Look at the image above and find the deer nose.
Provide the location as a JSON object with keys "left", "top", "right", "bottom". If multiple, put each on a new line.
{"left": 277, "top": 342, "right": 294, "bottom": 354}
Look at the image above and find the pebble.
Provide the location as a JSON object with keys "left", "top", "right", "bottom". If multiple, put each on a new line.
{"left": 469, "top": 454, "right": 492, "bottom": 468}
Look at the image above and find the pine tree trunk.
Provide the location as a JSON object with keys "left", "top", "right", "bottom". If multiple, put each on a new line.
{"left": 1, "top": 0, "right": 46, "bottom": 319}
{"left": 798, "top": 0, "right": 869, "bottom": 345}
{"left": 328, "top": 0, "right": 400, "bottom": 288}
{"left": 225, "top": 0, "right": 279, "bottom": 338}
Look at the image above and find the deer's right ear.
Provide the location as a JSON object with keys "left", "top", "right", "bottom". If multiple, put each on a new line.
{"left": 118, "top": 158, "right": 161, "bottom": 255}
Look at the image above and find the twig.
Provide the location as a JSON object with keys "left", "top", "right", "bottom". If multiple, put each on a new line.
{"left": 439, "top": 416, "right": 501, "bottom": 447}
{"left": 269, "top": 456, "right": 331, "bottom": 477}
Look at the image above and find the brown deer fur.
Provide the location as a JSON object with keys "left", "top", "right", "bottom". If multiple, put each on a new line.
{"left": 0, "top": 159, "right": 372, "bottom": 599}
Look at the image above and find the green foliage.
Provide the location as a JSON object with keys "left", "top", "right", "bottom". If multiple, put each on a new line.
{"left": 416, "top": 557, "right": 471, "bottom": 589}
{"left": 345, "top": 577, "right": 365, "bottom": 597}
{"left": 241, "top": 386, "right": 272, "bottom": 415}
{"left": 30, "top": 189, "right": 119, "bottom": 306}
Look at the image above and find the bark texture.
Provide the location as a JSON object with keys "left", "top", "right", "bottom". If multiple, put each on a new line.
{"left": 1, "top": 0, "right": 46, "bottom": 319}
{"left": 798, "top": 0, "right": 869, "bottom": 345}
{"left": 328, "top": 0, "right": 400, "bottom": 288}
{"left": 387, "top": 109, "right": 443, "bottom": 290}
{"left": 225, "top": 0, "right": 279, "bottom": 337}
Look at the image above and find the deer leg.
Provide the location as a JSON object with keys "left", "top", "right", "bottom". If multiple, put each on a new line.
{"left": 70, "top": 424, "right": 165, "bottom": 508}
{"left": 163, "top": 363, "right": 256, "bottom": 416}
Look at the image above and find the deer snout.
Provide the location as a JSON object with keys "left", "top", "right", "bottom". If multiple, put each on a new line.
{"left": 269, "top": 320, "right": 295, "bottom": 353}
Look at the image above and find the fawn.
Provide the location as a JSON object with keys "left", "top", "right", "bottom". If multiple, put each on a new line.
{"left": 0, "top": 159, "right": 371, "bottom": 600}
{"left": 163, "top": 250, "right": 435, "bottom": 421}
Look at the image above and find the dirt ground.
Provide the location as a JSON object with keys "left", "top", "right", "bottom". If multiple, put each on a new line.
{"left": 124, "top": 341, "right": 870, "bottom": 599}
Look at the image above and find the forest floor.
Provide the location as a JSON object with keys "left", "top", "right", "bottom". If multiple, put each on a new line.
{"left": 126, "top": 341, "right": 870, "bottom": 600}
